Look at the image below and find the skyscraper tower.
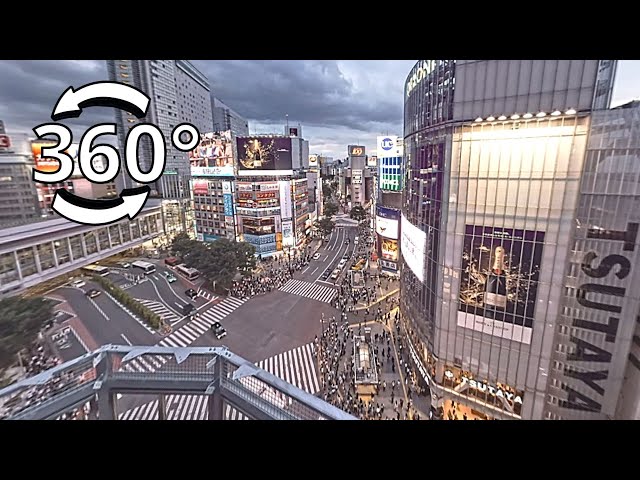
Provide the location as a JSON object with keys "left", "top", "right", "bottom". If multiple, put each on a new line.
{"left": 399, "top": 60, "right": 639, "bottom": 420}
{"left": 106, "top": 60, "right": 212, "bottom": 200}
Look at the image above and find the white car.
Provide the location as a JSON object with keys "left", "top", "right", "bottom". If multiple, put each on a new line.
{"left": 312, "top": 253, "right": 321, "bottom": 260}
{"left": 72, "top": 279, "right": 86, "bottom": 288}
{"left": 331, "top": 268, "right": 341, "bottom": 280}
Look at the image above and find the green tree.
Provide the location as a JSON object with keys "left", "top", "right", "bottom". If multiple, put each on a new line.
{"left": 316, "top": 218, "right": 336, "bottom": 237}
{"left": 322, "top": 184, "right": 333, "bottom": 199}
{"left": 324, "top": 202, "right": 338, "bottom": 217}
{"left": 0, "top": 296, "right": 54, "bottom": 369}
{"left": 170, "top": 233, "right": 199, "bottom": 258}
{"left": 350, "top": 205, "right": 367, "bottom": 222}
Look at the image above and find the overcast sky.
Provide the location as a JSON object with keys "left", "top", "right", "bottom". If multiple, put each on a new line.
{"left": 1, "top": 60, "right": 639, "bottom": 159}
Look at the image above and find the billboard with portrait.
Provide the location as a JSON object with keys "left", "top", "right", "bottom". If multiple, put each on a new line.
{"left": 309, "top": 155, "right": 318, "bottom": 167}
{"left": 236, "top": 137, "right": 293, "bottom": 175}
{"left": 189, "top": 130, "right": 234, "bottom": 177}
{"left": 457, "top": 225, "right": 545, "bottom": 345}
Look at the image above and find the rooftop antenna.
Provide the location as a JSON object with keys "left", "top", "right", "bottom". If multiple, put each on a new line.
{"left": 286, "top": 114, "right": 289, "bottom": 132}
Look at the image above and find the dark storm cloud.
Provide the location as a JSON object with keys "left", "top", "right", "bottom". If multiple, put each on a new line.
{"left": 193, "top": 60, "right": 407, "bottom": 132}
{"left": 0, "top": 60, "right": 113, "bottom": 137}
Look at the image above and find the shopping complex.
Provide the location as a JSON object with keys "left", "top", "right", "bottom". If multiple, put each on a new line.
{"left": 399, "top": 60, "right": 640, "bottom": 420}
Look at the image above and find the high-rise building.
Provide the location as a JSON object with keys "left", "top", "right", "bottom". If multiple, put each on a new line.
{"left": 0, "top": 130, "right": 41, "bottom": 225}
{"left": 399, "top": 59, "right": 635, "bottom": 420}
{"left": 211, "top": 96, "right": 249, "bottom": 137}
{"left": 106, "top": 60, "right": 212, "bottom": 201}
{"left": 375, "top": 135, "right": 404, "bottom": 275}
{"left": 234, "top": 134, "right": 310, "bottom": 257}
{"left": 339, "top": 145, "right": 374, "bottom": 208}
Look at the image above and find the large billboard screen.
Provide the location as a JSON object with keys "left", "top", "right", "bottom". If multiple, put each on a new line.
{"left": 376, "top": 216, "right": 399, "bottom": 240}
{"left": 457, "top": 225, "right": 545, "bottom": 345}
{"left": 400, "top": 213, "right": 426, "bottom": 282}
{"left": 367, "top": 155, "right": 377, "bottom": 167}
{"left": 189, "top": 130, "right": 235, "bottom": 177}
{"left": 381, "top": 238, "right": 399, "bottom": 261}
{"left": 309, "top": 155, "right": 318, "bottom": 167}
{"left": 236, "top": 137, "right": 293, "bottom": 175}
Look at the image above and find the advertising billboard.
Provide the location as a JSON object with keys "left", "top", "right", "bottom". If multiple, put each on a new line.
{"left": 376, "top": 215, "right": 399, "bottom": 240}
{"left": 193, "top": 179, "right": 209, "bottom": 196}
{"left": 457, "top": 225, "right": 545, "bottom": 345}
{"left": 32, "top": 141, "right": 84, "bottom": 175}
{"left": 401, "top": 213, "right": 426, "bottom": 283}
{"left": 377, "top": 136, "right": 403, "bottom": 158}
{"left": 189, "top": 130, "right": 235, "bottom": 177}
{"left": 237, "top": 182, "right": 253, "bottom": 192}
{"left": 352, "top": 169, "right": 363, "bottom": 184}
{"left": 309, "top": 155, "right": 318, "bottom": 167}
{"left": 367, "top": 155, "right": 377, "bottom": 167}
{"left": 381, "top": 238, "right": 399, "bottom": 261}
{"left": 259, "top": 183, "right": 279, "bottom": 191}
{"left": 221, "top": 181, "right": 232, "bottom": 195}
{"left": 236, "top": 137, "right": 293, "bottom": 175}
{"left": 282, "top": 220, "right": 294, "bottom": 246}
{"left": 223, "top": 194, "right": 234, "bottom": 216}
{"left": 279, "top": 180, "right": 292, "bottom": 220}
{"left": 349, "top": 145, "right": 365, "bottom": 157}
{"left": 288, "top": 127, "right": 299, "bottom": 137}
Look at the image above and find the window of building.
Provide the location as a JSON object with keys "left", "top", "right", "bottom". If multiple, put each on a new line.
{"left": 36, "top": 242, "right": 56, "bottom": 270}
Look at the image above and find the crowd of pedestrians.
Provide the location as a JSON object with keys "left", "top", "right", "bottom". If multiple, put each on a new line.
{"left": 229, "top": 252, "right": 312, "bottom": 299}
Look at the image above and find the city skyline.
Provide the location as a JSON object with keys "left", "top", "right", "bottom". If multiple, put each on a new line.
{"left": 1, "top": 60, "right": 638, "bottom": 159}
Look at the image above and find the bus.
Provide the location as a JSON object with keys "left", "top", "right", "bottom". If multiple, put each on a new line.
{"left": 132, "top": 260, "right": 156, "bottom": 275}
{"left": 82, "top": 264, "right": 110, "bottom": 276}
{"left": 175, "top": 264, "right": 200, "bottom": 281}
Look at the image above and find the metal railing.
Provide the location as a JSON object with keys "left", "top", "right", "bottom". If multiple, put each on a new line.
{"left": 0, "top": 345, "right": 356, "bottom": 421}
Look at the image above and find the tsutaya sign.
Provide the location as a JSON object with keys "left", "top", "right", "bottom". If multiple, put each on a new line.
{"left": 444, "top": 370, "right": 524, "bottom": 405}
{"left": 406, "top": 60, "right": 436, "bottom": 97}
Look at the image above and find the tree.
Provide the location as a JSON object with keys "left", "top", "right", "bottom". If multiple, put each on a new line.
{"left": 170, "top": 233, "right": 197, "bottom": 258}
{"left": 316, "top": 218, "right": 336, "bottom": 237}
{"left": 350, "top": 205, "right": 367, "bottom": 222}
{"left": 322, "top": 184, "right": 334, "bottom": 199}
{"left": 324, "top": 202, "right": 338, "bottom": 217}
{"left": 0, "top": 296, "right": 54, "bottom": 369}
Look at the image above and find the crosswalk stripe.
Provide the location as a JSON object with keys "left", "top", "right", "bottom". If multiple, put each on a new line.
{"left": 279, "top": 279, "right": 336, "bottom": 304}
{"left": 178, "top": 328, "right": 197, "bottom": 342}
{"left": 117, "top": 341, "right": 317, "bottom": 421}
{"left": 172, "top": 331, "right": 192, "bottom": 345}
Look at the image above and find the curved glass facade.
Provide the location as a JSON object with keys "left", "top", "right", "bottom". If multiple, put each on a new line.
{"left": 400, "top": 60, "right": 606, "bottom": 420}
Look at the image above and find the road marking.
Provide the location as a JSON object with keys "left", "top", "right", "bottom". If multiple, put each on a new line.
{"left": 87, "top": 297, "right": 110, "bottom": 321}
{"left": 301, "top": 266, "right": 310, "bottom": 274}
{"left": 120, "top": 333, "right": 132, "bottom": 346}
{"left": 310, "top": 266, "right": 319, "bottom": 275}
{"left": 146, "top": 278, "right": 182, "bottom": 317}
{"left": 323, "top": 255, "right": 329, "bottom": 261}
{"left": 315, "top": 228, "right": 346, "bottom": 283}
{"left": 175, "top": 301, "right": 186, "bottom": 309}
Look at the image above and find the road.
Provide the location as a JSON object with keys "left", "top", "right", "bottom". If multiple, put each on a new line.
{"left": 297, "top": 225, "right": 356, "bottom": 285}
{"left": 55, "top": 282, "right": 158, "bottom": 347}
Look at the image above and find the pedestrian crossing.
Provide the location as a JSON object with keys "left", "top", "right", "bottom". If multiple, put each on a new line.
{"left": 117, "top": 342, "right": 319, "bottom": 420}
{"left": 116, "top": 396, "right": 249, "bottom": 420}
{"left": 119, "top": 296, "right": 246, "bottom": 374}
{"left": 197, "top": 289, "right": 214, "bottom": 301}
{"left": 135, "top": 299, "right": 181, "bottom": 325}
{"left": 280, "top": 279, "right": 337, "bottom": 304}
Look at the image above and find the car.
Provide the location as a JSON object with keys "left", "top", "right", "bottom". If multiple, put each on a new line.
{"left": 331, "top": 268, "right": 341, "bottom": 280}
{"left": 338, "top": 259, "right": 347, "bottom": 267}
{"left": 164, "top": 271, "right": 177, "bottom": 283}
{"left": 211, "top": 321, "right": 227, "bottom": 339}
{"left": 85, "top": 289, "right": 101, "bottom": 298}
{"left": 181, "top": 302, "right": 197, "bottom": 317}
{"left": 185, "top": 288, "right": 197, "bottom": 299}
{"left": 165, "top": 257, "right": 181, "bottom": 267}
{"left": 342, "top": 254, "right": 350, "bottom": 261}
{"left": 117, "top": 261, "right": 131, "bottom": 269}
{"left": 72, "top": 279, "right": 86, "bottom": 288}
{"left": 312, "top": 253, "right": 321, "bottom": 260}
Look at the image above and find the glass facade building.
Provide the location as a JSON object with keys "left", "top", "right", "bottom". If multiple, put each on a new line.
{"left": 400, "top": 60, "right": 625, "bottom": 420}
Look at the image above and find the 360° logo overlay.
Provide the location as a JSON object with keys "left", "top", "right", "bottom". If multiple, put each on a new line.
{"left": 33, "top": 81, "right": 200, "bottom": 226}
